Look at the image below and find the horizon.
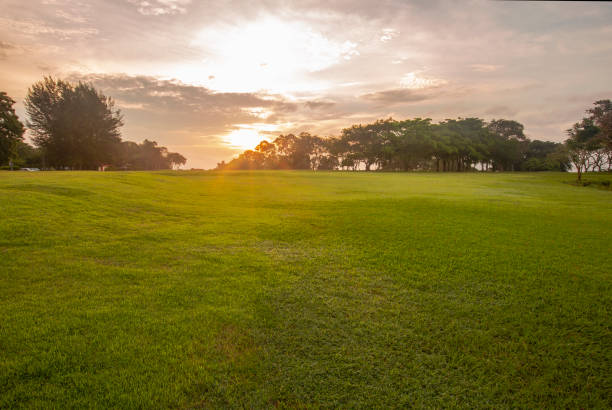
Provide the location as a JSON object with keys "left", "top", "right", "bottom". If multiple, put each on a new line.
{"left": 1, "top": 0, "right": 611, "bottom": 168}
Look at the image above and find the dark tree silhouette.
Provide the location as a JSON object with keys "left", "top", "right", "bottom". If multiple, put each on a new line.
{"left": 0, "top": 91, "right": 25, "bottom": 167}
{"left": 21, "top": 76, "right": 188, "bottom": 170}
{"left": 217, "top": 116, "right": 573, "bottom": 173}
{"left": 113, "top": 139, "right": 187, "bottom": 170}
{"left": 565, "top": 118, "right": 601, "bottom": 181}
{"left": 587, "top": 99, "right": 612, "bottom": 171}
{"left": 24, "top": 77, "right": 123, "bottom": 169}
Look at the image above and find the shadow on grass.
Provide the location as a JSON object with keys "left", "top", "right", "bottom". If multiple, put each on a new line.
{"left": 2, "top": 184, "right": 92, "bottom": 197}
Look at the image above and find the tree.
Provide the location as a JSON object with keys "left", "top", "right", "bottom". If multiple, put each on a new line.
{"left": 112, "top": 139, "right": 187, "bottom": 170}
{"left": 587, "top": 99, "right": 612, "bottom": 170}
{"left": 273, "top": 133, "right": 313, "bottom": 169}
{"left": 254, "top": 140, "right": 278, "bottom": 169}
{"left": 340, "top": 122, "right": 385, "bottom": 171}
{"left": 0, "top": 91, "right": 25, "bottom": 168}
{"left": 487, "top": 119, "right": 527, "bottom": 171}
{"left": 24, "top": 77, "right": 123, "bottom": 169}
{"left": 521, "top": 140, "right": 568, "bottom": 171}
{"left": 565, "top": 118, "right": 600, "bottom": 181}
{"left": 487, "top": 119, "right": 526, "bottom": 141}
{"left": 167, "top": 152, "right": 187, "bottom": 169}
{"left": 14, "top": 141, "right": 42, "bottom": 168}
{"left": 218, "top": 116, "right": 574, "bottom": 173}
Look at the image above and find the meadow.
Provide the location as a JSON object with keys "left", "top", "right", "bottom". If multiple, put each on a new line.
{"left": 0, "top": 171, "right": 610, "bottom": 408}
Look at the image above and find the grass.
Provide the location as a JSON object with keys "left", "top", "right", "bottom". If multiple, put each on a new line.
{"left": 0, "top": 170, "right": 610, "bottom": 408}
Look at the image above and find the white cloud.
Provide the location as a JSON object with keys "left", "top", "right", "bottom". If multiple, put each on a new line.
{"left": 399, "top": 71, "right": 447, "bottom": 89}
{"left": 128, "top": 0, "right": 191, "bottom": 16}
{"left": 380, "top": 28, "right": 399, "bottom": 42}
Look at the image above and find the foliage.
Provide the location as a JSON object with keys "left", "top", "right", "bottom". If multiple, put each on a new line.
{"left": 114, "top": 139, "right": 186, "bottom": 170}
{"left": 587, "top": 99, "right": 612, "bottom": 148}
{"left": 0, "top": 91, "right": 25, "bottom": 166}
{"left": 24, "top": 77, "right": 124, "bottom": 169}
{"left": 0, "top": 171, "right": 610, "bottom": 408}
{"left": 12, "top": 141, "right": 43, "bottom": 168}
{"left": 564, "top": 99, "right": 612, "bottom": 180}
{"left": 23, "top": 77, "right": 187, "bottom": 170}
{"left": 218, "top": 117, "right": 567, "bottom": 172}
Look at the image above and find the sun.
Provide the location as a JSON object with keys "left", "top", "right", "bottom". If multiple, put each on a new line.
{"left": 224, "top": 128, "right": 265, "bottom": 151}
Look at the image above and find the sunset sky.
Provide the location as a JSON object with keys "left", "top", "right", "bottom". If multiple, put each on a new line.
{"left": 1, "top": 0, "right": 611, "bottom": 168}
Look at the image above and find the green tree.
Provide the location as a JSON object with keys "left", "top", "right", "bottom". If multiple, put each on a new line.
{"left": 0, "top": 91, "right": 25, "bottom": 168}
{"left": 273, "top": 133, "right": 314, "bottom": 169}
{"left": 254, "top": 140, "right": 279, "bottom": 169}
{"left": 340, "top": 122, "right": 387, "bottom": 171}
{"left": 14, "top": 141, "right": 42, "bottom": 168}
{"left": 24, "top": 77, "right": 123, "bottom": 169}
{"left": 565, "top": 118, "right": 600, "bottom": 181}
{"left": 113, "top": 139, "right": 187, "bottom": 170}
{"left": 587, "top": 99, "right": 612, "bottom": 170}
{"left": 487, "top": 119, "right": 527, "bottom": 171}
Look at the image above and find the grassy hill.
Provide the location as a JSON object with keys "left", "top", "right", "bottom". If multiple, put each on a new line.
{"left": 1, "top": 171, "right": 610, "bottom": 408}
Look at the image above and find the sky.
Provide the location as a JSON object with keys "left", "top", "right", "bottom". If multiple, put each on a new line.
{"left": 1, "top": 0, "right": 611, "bottom": 169}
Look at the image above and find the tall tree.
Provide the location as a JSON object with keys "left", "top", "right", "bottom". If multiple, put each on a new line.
{"left": 340, "top": 122, "right": 385, "bottom": 171}
{"left": 273, "top": 133, "right": 313, "bottom": 169}
{"left": 24, "top": 77, "right": 123, "bottom": 169}
{"left": 487, "top": 119, "right": 527, "bottom": 171}
{"left": 587, "top": 99, "right": 612, "bottom": 170}
{"left": 0, "top": 91, "right": 25, "bottom": 167}
{"left": 565, "top": 118, "right": 600, "bottom": 181}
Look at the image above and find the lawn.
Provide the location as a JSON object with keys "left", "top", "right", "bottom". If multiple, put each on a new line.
{"left": 0, "top": 171, "right": 610, "bottom": 408}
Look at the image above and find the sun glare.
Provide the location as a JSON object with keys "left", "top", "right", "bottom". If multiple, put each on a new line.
{"left": 187, "top": 17, "right": 358, "bottom": 93}
{"left": 225, "top": 128, "right": 266, "bottom": 151}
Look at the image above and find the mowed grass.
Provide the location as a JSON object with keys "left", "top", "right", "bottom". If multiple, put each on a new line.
{"left": 0, "top": 171, "right": 610, "bottom": 408}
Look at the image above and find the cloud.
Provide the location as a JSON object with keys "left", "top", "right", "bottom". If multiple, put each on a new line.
{"left": 470, "top": 64, "right": 502, "bottom": 73}
{"left": 128, "top": 0, "right": 192, "bottom": 16}
{"left": 54, "top": 9, "right": 88, "bottom": 23}
{"left": 305, "top": 100, "right": 336, "bottom": 110}
{"left": 0, "top": 17, "right": 98, "bottom": 39}
{"left": 360, "top": 88, "right": 433, "bottom": 104}
{"left": 380, "top": 28, "right": 399, "bottom": 42}
{"left": 68, "top": 73, "right": 298, "bottom": 123}
{"left": 399, "top": 71, "right": 447, "bottom": 89}
{"left": 0, "top": 41, "right": 15, "bottom": 60}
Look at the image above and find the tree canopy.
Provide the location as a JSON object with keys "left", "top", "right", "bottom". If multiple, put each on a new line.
{"left": 25, "top": 77, "right": 123, "bottom": 169}
{"left": 16, "top": 77, "right": 187, "bottom": 170}
{"left": 0, "top": 91, "right": 25, "bottom": 167}
{"left": 218, "top": 117, "right": 569, "bottom": 172}
{"left": 565, "top": 99, "right": 612, "bottom": 180}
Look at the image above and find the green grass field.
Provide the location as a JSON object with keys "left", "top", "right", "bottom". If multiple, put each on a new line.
{"left": 1, "top": 171, "right": 610, "bottom": 408}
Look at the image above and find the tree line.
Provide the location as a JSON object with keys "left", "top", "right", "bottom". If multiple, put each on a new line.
{"left": 217, "top": 118, "right": 570, "bottom": 172}
{"left": 565, "top": 100, "right": 612, "bottom": 180}
{"left": 2, "top": 77, "right": 609, "bottom": 176}
{"left": 217, "top": 101, "right": 612, "bottom": 177}
{"left": 0, "top": 77, "right": 186, "bottom": 170}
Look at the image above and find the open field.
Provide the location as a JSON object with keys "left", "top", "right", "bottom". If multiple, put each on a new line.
{"left": 0, "top": 171, "right": 610, "bottom": 408}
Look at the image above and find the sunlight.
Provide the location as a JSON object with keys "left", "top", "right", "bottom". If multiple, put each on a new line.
{"left": 187, "top": 17, "right": 358, "bottom": 93}
{"left": 224, "top": 128, "right": 266, "bottom": 151}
